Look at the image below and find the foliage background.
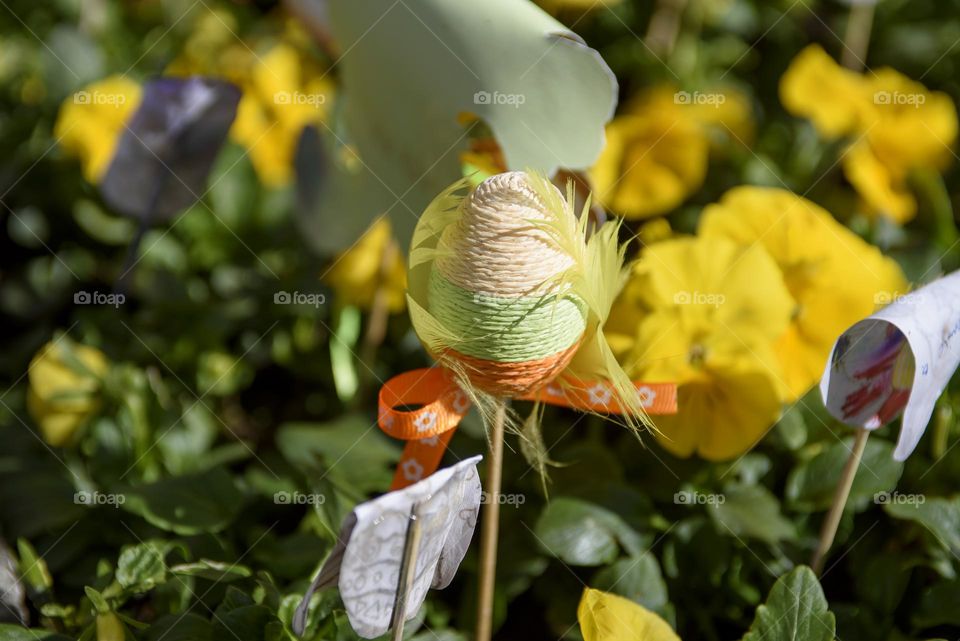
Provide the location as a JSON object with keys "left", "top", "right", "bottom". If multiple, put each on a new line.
{"left": 4, "top": 0, "right": 960, "bottom": 640}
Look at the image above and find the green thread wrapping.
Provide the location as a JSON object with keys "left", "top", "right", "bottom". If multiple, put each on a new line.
{"left": 427, "top": 271, "right": 587, "bottom": 363}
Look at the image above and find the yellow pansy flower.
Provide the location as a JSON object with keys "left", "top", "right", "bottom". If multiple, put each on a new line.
{"left": 324, "top": 218, "right": 407, "bottom": 312}
{"left": 53, "top": 75, "right": 142, "bottom": 182}
{"left": 779, "top": 44, "right": 870, "bottom": 139}
{"left": 592, "top": 85, "right": 752, "bottom": 219}
{"left": 27, "top": 338, "right": 109, "bottom": 447}
{"left": 781, "top": 44, "right": 958, "bottom": 223}
{"left": 607, "top": 236, "right": 791, "bottom": 460}
{"left": 578, "top": 588, "right": 680, "bottom": 641}
{"left": 231, "top": 44, "right": 334, "bottom": 187}
{"left": 842, "top": 141, "right": 916, "bottom": 223}
{"left": 165, "top": 8, "right": 248, "bottom": 81}
{"left": 845, "top": 70, "right": 958, "bottom": 222}
{"left": 699, "top": 186, "right": 908, "bottom": 402}
{"left": 591, "top": 107, "right": 708, "bottom": 220}
{"left": 862, "top": 69, "right": 957, "bottom": 170}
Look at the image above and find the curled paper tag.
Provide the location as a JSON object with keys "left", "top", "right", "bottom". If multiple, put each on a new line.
{"left": 293, "top": 456, "right": 482, "bottom": 639}
{"left": 378, "top": 368, "right": 677, "bottom": 489}
{"left": 820, "top": 271, "right": 960, "bottom": 460}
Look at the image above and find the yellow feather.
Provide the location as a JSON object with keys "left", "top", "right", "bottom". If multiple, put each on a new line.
{"left": 525, "top": 170, "right": 652, "bottom": 433}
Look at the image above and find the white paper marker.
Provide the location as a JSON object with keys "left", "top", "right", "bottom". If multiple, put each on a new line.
{"left": 293, "top": 455, "right": 483, "bottom": 638}
{"left": 820, "top": 270, "right": 960, "bottom": 460}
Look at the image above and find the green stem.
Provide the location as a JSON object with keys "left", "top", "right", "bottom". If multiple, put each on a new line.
{"left": 913, "top": 168, "right": 958, "bottom": 255}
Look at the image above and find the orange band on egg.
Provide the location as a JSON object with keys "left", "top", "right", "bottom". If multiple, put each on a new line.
{"left": 444, "top": 343, "right": 581, "bottom": 398}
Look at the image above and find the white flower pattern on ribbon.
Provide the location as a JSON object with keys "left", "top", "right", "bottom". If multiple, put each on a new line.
{"left": 451, "top": 390, "right": 470, "bottom": 413}
{"left": 587, "top": 383, "right": 612, "bottom": 407}
{"left": 546, "top": 384, "right": 564, "bottom": 397}
{"left": 421, "top": 435, "right": 440, "bottom": 447}
{"left": 401, "top": 458, "right": 424, "bottom": 482}
{"left": 637, "top": 386, "right": 656, "bottom": 408}
{"left": 414, "top": 410, "right": 437, "bottom": 433}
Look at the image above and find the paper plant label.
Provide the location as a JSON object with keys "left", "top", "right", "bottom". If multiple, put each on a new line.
{"left": 821, "top": 270, "right": 960, "bottom": 460}
{"left": 294, "top": 455, "right": 482, "bottom": 638}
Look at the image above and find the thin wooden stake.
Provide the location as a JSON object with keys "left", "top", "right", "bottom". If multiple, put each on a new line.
{"left": 390, "top": 503, "right": 422, "bottom": 641}
{"left": 811, "top": 428, "right": 870, "bottom": 575}
{"left": 358, "top": 237, "right": 399, "bottom": 398}
{"left": 475, "top": 399, "right": 506, "bottom": 641}
{"left": 841, "top": 1, "right": 875, "bottom": 71}
{"left": 644, "top": 0, "right": 688, "bottom": 57}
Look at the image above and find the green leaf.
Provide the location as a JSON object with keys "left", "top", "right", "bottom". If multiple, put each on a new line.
{"left": 0, "top": 467, "right": 84, "bottom": 539}
{"left": 329, "top": 306, "right": 360, "bottom": 402}
{"left": 16, "top": 538, "right": 52, "bottom": 592}
{"left": 211, "top": 605, "right": 277, "bottom": 641}
{"left": 249, "top": 532, "right": 329, "bottom": 580}
{"left": 118, "top": 467, "right": 244, "bottom": 535}
{"left": 216, "top": 586, "right": 255, "bottom": 615}
{"left": 143, "top": 614, "right": 213, "bottom": 641}
{"left": 307, "top": 0, "right": 617, "bottom": 252}
{"left": 197, "top": 351, "right": 253, "bottom": 398}
{"left": 591, "top": 555, "right": 669, "bottom": 614}
{"left": 741, "top": 566, "right": 836, "bottom": 641}
{"left": 72, "top": 200, "right": 135, "bottom": 246}
{"left": 774, "top": 406, "right": 807, "bottom": 451}
{"left": 0, "top": 625, "right": 73, "bottom": 641}
{"left": 709, "top": 483, "right": 795, "bottom": 544}
{"left": 855, "top": 551, "right": 911, "bottom": 614}
{"left": 885, "top": 496, "right": 960, "bottom": 553}
{"left": 786, "top": 437, "right": 903, "bottom": 511}
{"left": 115, "top": 541, "right": 173, "bottom": 592}
{"left": 534, "top": 497, "right": 643, "bottom": 566}
{"left": 84, "top": 586, "right": 108, "bottom": 614}
{"left": 912, "top": 580, "right": 960, "bottom": 628}
{"left": 169, "top": 560, "right": 252, "bottom": 583}
{"left": 276, "top": 417, "right": 400, "bottom": 493}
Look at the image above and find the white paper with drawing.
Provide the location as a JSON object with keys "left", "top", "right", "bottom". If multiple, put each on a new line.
{"left": 293, "top": 455, "right": 482, "bottom": 638}
{"left": 820, "top": 270, "right": 960, "bottom": 460}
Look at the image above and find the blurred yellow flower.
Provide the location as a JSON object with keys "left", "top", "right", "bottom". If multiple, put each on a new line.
{"left": 231, "top": 44, "right": 334, "bottom": 187}
{"left": 637, "top": 218, "right": 673, "bottom": 246}
{"left": 845, "top": 70, "right": 958, "bottom": 223}
{"left": 779, "top": 44, "right": 870, "bottom": 139}
{"left": 27, "top": 338, "right": 109, "bottom": 447}
{"left": 781, "top": 45, "right": 958, "bottom": 222}
{"left": 324, "top": 218, "right": 407, "bottom": 312}
{"left": 591, "top": 107, "right": 708, "bottom": 220}
{"left": 607, "top": 236, "right": 791, "bottom": 460}
{"left": 165, "top": 8, "right": 250, "bottom": 81}
{"left": 592, "top": 85, "right": 752, "bottom": 219}
{"left": 169, "top": 10, "right": 335, "bottom": 187}
{"left": 53, "top": 75, "right": 142, "bottom": 182}
{"left": 700, "top": 187, "right": 908, "bottom": 402}
{"left": 578, "top": 588, "right": 680, "bottom": 641}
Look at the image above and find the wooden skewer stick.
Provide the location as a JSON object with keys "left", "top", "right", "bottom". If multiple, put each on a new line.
{"left": 810, "top": 427, "right": 870, "bottom": 575}
{"left": 391, "top": 503, "right": 423, "bottom": 641}
{"left": 475, "top": 399, "right": 507, "bottom": 641}
{"left": 841, "top": 1, "right": 875, "bottom": 71}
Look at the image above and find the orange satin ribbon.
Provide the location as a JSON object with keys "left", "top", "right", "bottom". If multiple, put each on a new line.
{"left": 378, "top": 368, "right": 677, "bottom": 489}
